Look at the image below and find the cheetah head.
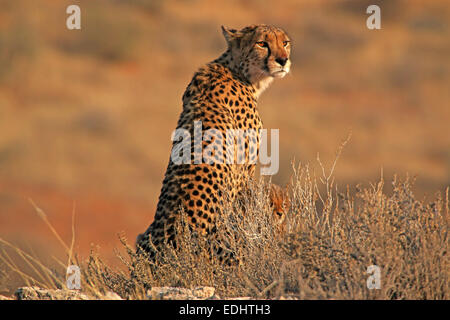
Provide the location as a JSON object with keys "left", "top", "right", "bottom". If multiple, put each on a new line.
{"left": 222, "top": 24, "right": 291, "bottom": 90}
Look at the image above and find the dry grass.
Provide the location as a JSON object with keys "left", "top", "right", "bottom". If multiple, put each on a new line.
{"left": 1, "top": 151, "right": 447, "bottom": 299}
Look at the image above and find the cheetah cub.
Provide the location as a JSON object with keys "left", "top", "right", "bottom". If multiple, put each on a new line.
{"left": 137, "top": 24, "right": 291, "bottom": 263}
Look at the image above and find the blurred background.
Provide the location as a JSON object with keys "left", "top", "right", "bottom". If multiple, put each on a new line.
{"left": 0, "top": 0, "right": 448, "bottom": 279}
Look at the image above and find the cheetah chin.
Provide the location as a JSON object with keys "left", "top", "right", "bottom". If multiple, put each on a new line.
{"left": 272, "top": 70, "right": 288, "bottom": 78}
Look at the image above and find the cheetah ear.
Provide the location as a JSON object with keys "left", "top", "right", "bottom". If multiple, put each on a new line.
{"left": 221, "top": 26, "right": 241, "bottom": 44}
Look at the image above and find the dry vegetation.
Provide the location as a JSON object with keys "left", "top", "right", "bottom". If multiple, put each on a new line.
{"left": 1, "top": 154, "right": 447, "bottom": 299}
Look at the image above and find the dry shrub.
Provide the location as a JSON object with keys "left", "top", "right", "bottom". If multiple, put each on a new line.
{"left": 81, "top": 162, "right": 448, "bottom": 300}
{"left": 1, "top": 159, "right": 448, "bottom": 299}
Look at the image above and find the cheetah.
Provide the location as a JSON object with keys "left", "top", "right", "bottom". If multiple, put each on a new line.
{"left": 270, "top": 184, "right": 290, "bottom": 222}
{"left": 137, "top": 24, "right": 292, "bottom": 263}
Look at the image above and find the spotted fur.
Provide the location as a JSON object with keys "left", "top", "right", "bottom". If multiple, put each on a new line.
{"left": 137, "top": 24, "right": 291, "bottom": 263}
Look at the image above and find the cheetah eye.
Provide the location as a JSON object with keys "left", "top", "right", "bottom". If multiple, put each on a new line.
{"left": 283, "top": 41, "right": 290, "bottom": 48}
{"left": 256, "top": 41, "right": 268, "bottom": 48}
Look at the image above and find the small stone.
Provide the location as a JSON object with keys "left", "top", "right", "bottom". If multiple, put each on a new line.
{"left": 191, "top": 287, "right": 216, "bottom": 299}
{"left": 147, "top": 286, "right": 216, "bottom": 300}
{"left": 15, "top": 287, "right": 91, "bottom": 300}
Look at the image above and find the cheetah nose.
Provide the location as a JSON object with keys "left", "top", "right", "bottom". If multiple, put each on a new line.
{"left": 275, "top": 57, "right": 288, "bottom": 67}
